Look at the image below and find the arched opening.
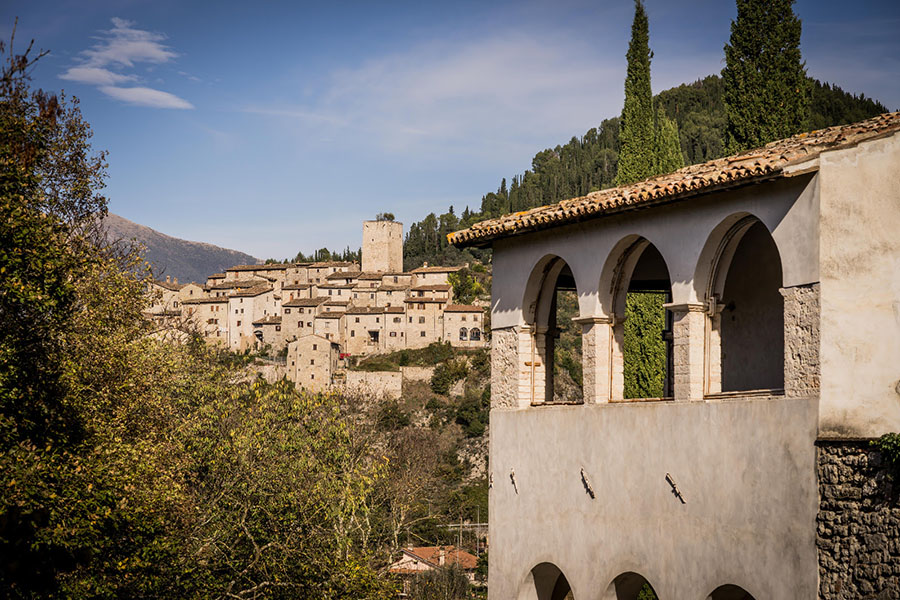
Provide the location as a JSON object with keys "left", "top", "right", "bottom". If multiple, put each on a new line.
{"left": 607, "top": 240, "right": 673, "bottom": 400}
{"left": 707, "top": 584, "right": 756, "bottom": 600}
{"left": 519, "top": 563, "right": 575, "bottom": 600}
{"left": 523, "top": 256, "right": 582, "bottom": 404}
{"left": 603, "top": 572, "right": 659, "bottom": 600}
{"left": 706, "top": 220, "right": 784, "bottom": 394}
{"left": 470, "top": 328, "right": 481, "bottom": 341}
{"left": 459, "top": 327, "right": 468, "bottom": 341}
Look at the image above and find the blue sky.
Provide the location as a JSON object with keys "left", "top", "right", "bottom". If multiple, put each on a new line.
{"left": 3, "top": 1, "right": 898, "bottom": 260}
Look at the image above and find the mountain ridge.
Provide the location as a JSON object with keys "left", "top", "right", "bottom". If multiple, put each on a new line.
{"left": 103, "top": 213, "right": 259, "bottom": 284}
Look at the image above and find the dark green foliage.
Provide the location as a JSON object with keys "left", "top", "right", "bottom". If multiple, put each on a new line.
{"left": 616, "top": 0, "right": 655, "bottom": 186}
{"left": 653, "top": 103, "right": 684, "bottom": 174}
{"left": 455, "top": 387, "right": 489, "bottom": 437}
{"left": 552, "top": 290, "right": 583, "bottom": 401}
{"left": 353, "top": 341, "right": 457, "bottom": 372}
{"left": 431, "top": 359, "right": 469, "bottom": 395}
{"left": 407, "top": 564, "right": 470, "bottom": 600}
{"left": 623, "top": 292, "right": 667, "bottom": 399}
{"left": 375, "top": 212, "right": 395, "bottom": 221}
{"left": 722, "top": 0, "right": 810, "bottom": 152}
{"left": 377, "top": 401, "right": 411, "bottom": 430}
{"left": 871, "top": 433, "right": 900, "bottom": 481}
{"left": 809, "top": 80, "right": 890, "bottom": 130}
{"left": 447, "top": 267, "right": 485, "bottom": 305}
{"left": 637, "top": 583, "right": 659, "bottom": 600}
{"left": 292, "top": 246, "right": 360, "bottom": 264}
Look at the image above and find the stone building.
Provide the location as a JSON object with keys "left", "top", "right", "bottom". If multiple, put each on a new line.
{"left": 287, "top": 335, "right": 341, "bottom": 392}
{"left": 449, "top": 113, "right": 900, "bottom": 600}
{"left": 362, "top": 219, "right": 403, "bottom": 273}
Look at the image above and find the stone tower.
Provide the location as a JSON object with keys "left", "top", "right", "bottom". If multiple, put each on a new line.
{"left": 362, "top": 219, "right": 403, "bottom": 273}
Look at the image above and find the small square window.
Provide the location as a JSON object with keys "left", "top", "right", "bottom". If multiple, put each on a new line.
{"left": 275, "top": 325, "right": 281, "bottom": 332}
{"left": 420, "top": 331, "right": 426, "bottom": 337}
{"left": 310, "top": 359, "right": 315, "bottom": 365}
{"left": 285, "top": 308, "right": 291, "bottom": 314}
{"left": 419, "top": 316, "right": 425, "bottom": 324}
{"left": 313, "top": 344, "right": 318, "bottom": 350}
{"left": 351, "top": 330, "right": 355, "bottom": 337}
{"left": 355, "top": 317, "right": 360, "bottom": 323}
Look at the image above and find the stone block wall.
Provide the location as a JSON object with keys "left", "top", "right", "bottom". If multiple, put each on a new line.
{"left": 490, "top": 327, "right": 518, "bottom": 409}
{"left": 782, "top": 283, "right": 820, "bottom": 398}
{"left": 817, "top": 441, "right": 900, "bottom": 599}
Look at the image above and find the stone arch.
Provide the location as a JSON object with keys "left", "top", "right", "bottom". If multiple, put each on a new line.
{"left": 520, "top": 255, "right": 582, "bottom": 404}
{"left": 459, "top": 327, "right": 468, "bottom": 341}
{"left": 597, "top": 235, "right": 674, "bottom": 400}
{"left": 706, "top": 584, "right": 756, "bottom": 600}
{"left": 602, "top": 571, "right": 659, "bottom": 600}
{"left": 470, "top": 327, "right": 481, "bottom": 341}
{"left": 694, "top": 214, "right": 784, "bottom": 394}
{"left": 518, "top": 562, "right": 575, "bottom": 600}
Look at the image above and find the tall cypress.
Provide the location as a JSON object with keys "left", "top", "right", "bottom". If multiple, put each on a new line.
{"left": 615, "top": 0, "right": 654, "bottom": 186}
{"left": 653, "top": 104, "right": 684, "bottom": 175}
{"left": 723, "top": 0, "right": 810, "bottom": 153}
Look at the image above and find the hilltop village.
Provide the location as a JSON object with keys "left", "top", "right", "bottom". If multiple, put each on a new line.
{"left": 147, "top": 220, "right": 487, "bottom": 391}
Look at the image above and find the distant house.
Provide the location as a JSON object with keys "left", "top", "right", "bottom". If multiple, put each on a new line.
{"left": 389, "top": 545, "right": 478, "bottom": 584}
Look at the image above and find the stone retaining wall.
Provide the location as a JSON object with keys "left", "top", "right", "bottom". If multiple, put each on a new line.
{"left": 817, "top": 441, "right": 900, "bottom": 599}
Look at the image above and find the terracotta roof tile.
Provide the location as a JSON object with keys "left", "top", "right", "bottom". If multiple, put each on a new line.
{"left": 326, "top": 270, "right": 361, "bottom": 280}
{"left": 393, "top": 546, "right": 477, "bottom": 571}
{"left": 230, "top": 285, "right": 272, "bottom": 298}
{"left": 410, "top": 265, "right": 463, "bottom": 273}
{"left": 182, "top": 297, "right": 228, "bottom": 305}
{"left": 282, "top": 283, "right": 311, "bottom": 290}
{"left": 252, "top": 315, "right": 282, "bottom": 325}
{"left": 448, "top": 112, "right": 900, "bottom": 247}
{"left": 411, "top": 284, "right": 452, "bottom": 291}
{"left": 346, "top": 306, "right": 384, "bottom": 315}
{"left": 444, "top": 304, "right": 483, "bottom": 313}
{"left": 283, "top": 297, "right": 329, "bottom": 307}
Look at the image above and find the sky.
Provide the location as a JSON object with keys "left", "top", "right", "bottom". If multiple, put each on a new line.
{"left": 2, "top": 1, "right": 898, "bottom": 260}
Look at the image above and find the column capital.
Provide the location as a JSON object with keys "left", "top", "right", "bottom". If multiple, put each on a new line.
{"left": 572, "top": 315, "right": 613, "bottom": 325}
{"left": 663, "top": 302, "right": 707, "bottom": 314}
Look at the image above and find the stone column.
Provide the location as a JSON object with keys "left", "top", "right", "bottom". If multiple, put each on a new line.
{"left": 781, "top": 283, "right": 820, "bottom": 398}
{"left": 666, "top": 303, "right": 707, "bottom": 402}
{"left": 490, "top": 327, "right": 520, "bottom": 409}
{"left": 575, "top": 317, "right": 613, "bottom": 404}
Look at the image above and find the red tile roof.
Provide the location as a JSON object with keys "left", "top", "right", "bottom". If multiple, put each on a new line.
{"left": 283, "top": 297, "right": 329, "bottom": 307}
{"left": 390, "top": 546, "right": 478, "bottom": 572}
{"left": 444, "top": 304, "right": 483, "bottom": 313}
{"left": 449, "top": 112, "right": 900, "bottom": 247}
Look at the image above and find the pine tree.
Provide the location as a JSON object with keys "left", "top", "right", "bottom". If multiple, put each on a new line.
{"left": 722, "top": 0, "right": 810, "bottom": 153}
{"left": 653, "top": 103, "right": 684, "bottom": 174}
{"left": 615, "top": 0, "right": 654, "bottom": 186}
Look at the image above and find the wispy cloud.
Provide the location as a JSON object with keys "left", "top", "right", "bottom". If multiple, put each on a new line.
{"left": 98, "top": 86, "right": 194, "bottom": 109}
{"left": 60, "top": 17, "right": 193, "bottom": 109}
{"left": 246, "top": 34, "right": 625, "bottom": 157}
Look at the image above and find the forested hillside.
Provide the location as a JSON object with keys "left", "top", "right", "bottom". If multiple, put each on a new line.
{"left": 403, "top": 75, "right": 889, "bottom": 269}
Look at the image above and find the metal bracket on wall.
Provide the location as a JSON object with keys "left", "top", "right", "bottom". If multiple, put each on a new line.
{"left": 580, "top": 467, "right": 595, "bottom": 499}
{"left": 666, "top": 472, "right": 686, "bottom": 504}
{"left": 510, "top": 469, "right": 518, "bottom": 494}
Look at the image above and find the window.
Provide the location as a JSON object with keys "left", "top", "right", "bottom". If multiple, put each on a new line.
{"left": 275, "top": 325, "right": 281, "bottom": 332}
{"left": 351, "top": 330, "right": 355, "bottom": 337}
{"left": 418, "top": 291, "right": 424, "bottom": 297}
{"left": 420, "top": 331, "right": 426, "bottom": 337}
{"left": 376, "top": 317, "right": 380, "bottom": 323}
{"left": 328, "top": 290, "right": 333, "bottom": 296}
{"left": 370, "top": 293, "right": 374, "bottom": 299}
{"left": 470, "top": 328, "right": 481, "bottom": 341}
{"left": 310, "top": 359, "right": 315, "bottom": 365}
{"left": 393, "top": 276, "right": 398, "bottom": 283}
{"left": 235, "top": 309, "right": 239, "bottom": 314}
{"left": 311, "top": 374, "right": 315, "bottom": 380}
{"left": 389, "top": 331, "right": 397, "bottom": 337}
{"left": 409, "top": 317, "right": 413, "bottom": 323}
{"left": 419, "top": 303, "right": 425, "bottom": 310}
{"left": 299, "top": 322, "right": 303, "bottom": 328}
{"left": 241, "top": 308, "right": 244, "bottom": 314}
{"left": 418, "top": 316, "right": 425, "bottom": 324}
{"left": 285, "top": 308, "right": 291, "bottom": 314}
{"left": 393, "top": 317, "right": 401, "bottom": 323}
{"left": 461, "top": 315, "right": 467, "bottom": 321}
{"left": 355, "top": 317, "right": 360, "bottom": 323}
{"left": 307, "top": 322, "right": 312, "bottom": 327}
{"left": 459, "top": 328, "right": 468, "bottom": 341}
{"left": 237, "top": 321, "right": 242, "bottom": 326}
{"left": 313, "top": 344, "right": 318, "bottom": 350}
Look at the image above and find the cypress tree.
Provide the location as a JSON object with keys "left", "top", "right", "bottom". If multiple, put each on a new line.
{"left": 722, "top": 0, "right": 810, "bottom": 153}
{"left": 615, "top": 0, "right": 654, "bottom": 186}
{"left": 653, "top": 104, "right": 684, "bottom": 175}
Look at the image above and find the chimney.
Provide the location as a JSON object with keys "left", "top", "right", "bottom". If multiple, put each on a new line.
{"left": 166, "top": 275, "right": 171, "bottom": 283}
{"left": 173, "top": 277, "right": 178, "bottom": 284}
{"left": 438, "top": 547, "right": 445, "bottom": 566}
{"left": 423, "top": 261, "right": 428, "bottom": 268}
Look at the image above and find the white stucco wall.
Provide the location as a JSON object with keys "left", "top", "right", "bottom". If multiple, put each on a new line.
{"left": 817, "top": 133, "right": 900, "bottom": 437}
{"left": 490, "top": 398, "right": 819, "bottom": 600}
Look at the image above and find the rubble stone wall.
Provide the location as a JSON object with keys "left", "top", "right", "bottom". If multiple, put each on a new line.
{"left": 817, "top": 440, "right": 900, "bottom": 599}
